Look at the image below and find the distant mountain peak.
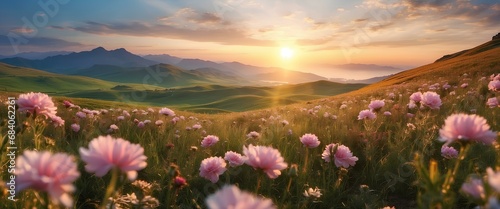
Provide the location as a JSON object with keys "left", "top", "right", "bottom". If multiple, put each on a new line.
{"left": 493, "top": 32, "right": 500, "bottom": 40}
{"left": 91, "top": 47, "right": 106, "bottom": 52}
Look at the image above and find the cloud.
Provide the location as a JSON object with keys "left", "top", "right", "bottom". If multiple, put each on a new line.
{"left": 58, "top": 21, "right": 273, "bottom": 46}
{"left": 0, "top": 35, "right": 87, "bottom": 55}
{"left": 159, "top": 8, "right": 225, "bottom": 27}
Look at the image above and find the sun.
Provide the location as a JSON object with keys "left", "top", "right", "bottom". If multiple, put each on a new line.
{"left": 280, "top": 47, "right": 294, "bottom": 60}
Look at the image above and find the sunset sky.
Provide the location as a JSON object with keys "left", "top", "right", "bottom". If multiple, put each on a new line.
{"left": 0, "top": 0, "right": 499, "bottom": 78}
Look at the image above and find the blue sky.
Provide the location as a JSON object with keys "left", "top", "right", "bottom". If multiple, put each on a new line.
{"left": 0, "top": 0, "right": 499, "bottom": 76}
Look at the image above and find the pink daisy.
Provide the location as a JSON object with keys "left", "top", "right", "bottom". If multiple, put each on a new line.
{"left": 421, "top": 91, "right": 442, "bottom": 109}
{"left": 159, "top": 107, "right": 175, "bottom": 117}
{"left": 368, "top": 100, "right": 385, "bottom": 112}
{"left": 205, "top": 185, "right": 275, "bottom": 209}
{"left": 438, "top": 113, "right": 497, "bottom": 146}
{"left": 489, "top": 80, "right": 500, "bottom": 92}
{"left": 321, "top": 143, "right": 358, "bottom": 168}
{"left": 243, "top": 144, "right": 288, "bottom": 179}
{"left": 199, "top": 157, "right": 227, "bottom": 183}
{"left": 409, "top": 92, "right": 423, "bottom": 103}
{"left": 357, "top": 109, "right": 376, "bottom": 120}
{"left": 440, "top": 146, "right": 458, "bottom": 159}
{"left": 17, "top": 92, "right": 57, "bottom": 118}
{"left": 16, "top": 151, "right": 80, "bottom": 207}
{"left": 461, "top": 178, "right": 485, "bottom": 200}
{"left": 201, "top": 135, "right": 220, "bottom": 148}
{"left": 246, "top": 131, "right": 260, "bottom": 139}
{"left": 49, "top": 114, "right": 65, "bottom": 127}
{"left": 79, "top": 135, "right": 147, "bottom": 181}
{"left": 299, "top": 133, "right": 320, "bottom": 148}
{"left": 224, "top": 151, "right": 246, "bottom": 167}
{"left": 71, "top": 123, "right": 80, "bottom": 132}
{"left": 486, "top": 97, "right": 499, "bottom": 108}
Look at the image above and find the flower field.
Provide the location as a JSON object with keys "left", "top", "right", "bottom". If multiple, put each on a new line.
{"left": 1, "top": 71, "right": 499, "bottom": 209}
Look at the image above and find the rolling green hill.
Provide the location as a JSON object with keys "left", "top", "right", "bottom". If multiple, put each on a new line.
{"left": 0, "top": 63, "right": 366, "bottom": 112}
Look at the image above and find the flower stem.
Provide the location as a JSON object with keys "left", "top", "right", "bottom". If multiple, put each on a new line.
{"left": 442, "top": 144, "right": 470, "bottom": 195}
{"left": 100, "top": 167, "right": 119, "bottom": 209}
{"left": 302, "top": 148, "right": 309, "bottom": 174}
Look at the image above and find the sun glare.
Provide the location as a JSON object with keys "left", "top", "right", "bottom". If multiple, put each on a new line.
{"left": 280, "top": 47, "right": 294, "bottom": 60}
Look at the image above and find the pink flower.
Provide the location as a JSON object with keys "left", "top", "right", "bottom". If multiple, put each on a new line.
{"left": 79, "top": 135, "right": 147, "bottom": 181}
{"left": 409, "top": 92, "right": 423, "bottom": 103}
{"left": 487, "top": 167, "right": 500, "bottom": 193}
{"left": 406, "top": 113, "right": 415, "bottom": 118}
{"left": 17, "top": 92, "right": 57, "bottom": 118}
{"left": 407, "top": 101, "right": 417, "bottom": 109}
{"left": 383, "top": 111, "right": 392, "bottom": 116}
{"left": 174, "top": 176, "right": 188, "bottom": 188}
{"left": 243, "top": 144, "right": 288, "bottom": 179}
{"left": 117, "top": 116, "right": 125, "bottom": 121}
{"left": 76, "top": 111, "right": 86, "bottom": 119}
{"left": 205, "top": 185, "right": 275, "bottom": 209}
{"left": 421, "top": 91, "right": 442, "bottom": 109}
{"left": 461, "top": 178, "right": 485, "bottom": 200}
{"left": 281, "top": 120, "right": 289, "bottom": 126}
{"left": 109, "top": 124, "right": 119, "bottom": 130}
{"left": 489, "top": 80, "right": 500, "bottom": 92}
{"left": 357, "top": 109, "right": 376, "bottom": 120}
{"left": 368, "top": 100, "right": 385, "bottom": 112}
{"left": 49, "top": 114, "right": 65, "bottom": 127}
{"left": 321, "top": 143, "right": 358, "bottom": 168}
{"left": 246, "top": 131, "right": 260, "bottom": 139}
{"left": 299, "top": 133, "right": 320, "bottom": 148}
{"left": 155, "top": 120, "right": 163, "bottom": 126}
{"left": 461, "top": 83, "right": 468, "bottom": 88}
{"left": 224, "top": 151, "right": 246, "bottom": 167}
{"left": 487, "top": 97, "right": 499, "bottom": 108}
{"left": 440, "top": 146, "right": 458, "bottom": 159}
{"left": 137, "top": 121, "right": 145, "bottom": 128}
{"left": 201, "top": 135, "right": 220, "bottom": 147}
{"left": 439, "top": 113, "right": 497, "bottom": 146}
{"left": 16, "top": 151, "right": 80, "bottom": 207}
{"left": 199, "top": 157, "right": 227, "bottom": 183}
{"left": 192, "top": 124, "right": 202, "bottom": 130}
{"left": 71, "top": 123, "right": 80, "bottom": 132}
{"left": 159, "top": 107, "right": 175, "bottom": 116}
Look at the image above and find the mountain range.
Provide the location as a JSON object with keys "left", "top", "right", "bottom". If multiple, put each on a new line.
{"left": 0, "top": 47, "right": 399, "bottom": 86}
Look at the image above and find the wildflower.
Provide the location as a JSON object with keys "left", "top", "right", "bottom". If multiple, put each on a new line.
{"left": 368, "top": 100, "right": 385, "bottom": 112}
{"left": 79, "top": 135, "right": 147, "bottom": 181}
{"left": 406, "top": 113, "right": 415, "bottom": 118}
{"left": 299, "top": 133, "right": 320, "bottom": 148}
{"left": 421, "top": 91, "right": 442, "bottom": 109}
{"left": 109, "top": 124, "right": 119, "bottom": 130}
{"left": 159, "top": 107, "right": 175, "bottom": 116}
{"left": 461, "top": 178, "right": 485, "bottom": 200}
{"left": 243, "top": 144, "right": 288, "bottom": 179}
{"left": 461, "top": 83, "right": 468, "bottom": 88}
{"left": 199, "top": 157, "right": 226, "bottom": 183}
{"left": 131, "top": 180, "right": 153, "bottom": 193}
{"left": 357, "top": 109, "right": 376, "bottom": 120}
{"left": 438, "top": 113, "right": 497, "bottom": 146}
{"left": 192, "top": 124, "right": 202, "bottom": 130}
{"left": 409, "top": 92, "right": 423, "bottom": 103}
{"left": 49, "top": 114, "right": 65, "bottom": 127}
{"left": 71, "top": 123, "right": 80, "bottom": 132}
{"left": 17, "top": 92, "right": 57, "bottom": 118}
{"left": 340, "top": 104, "right": 347, "bottom": 109}
{"left": 281, "top": 120, "right": 289, "bottom": 126}
{"left": 321, "top": 143, "right": 358, "bottom": 168}
{"left": 487, "top": 97, "right": 499, "bottom": 108}
{"left": 224, "top": 151, "right": 246, "bottom": 167}
{"left": 205, "top": 185, "right": 275, "bottom": 209}
{"left": 441, "top": 146, "right": 458, "bottom": 159}
{"left": 16, "top": 151, "right": 80, "bottom": 207}
{"left": 383, "top": 111, "right": 392, "bottom": 116}
{"left": 155, "top": 120, "right": 163, "bottom": 126}
{"left": 173, "top": 176, "right": 188, "bottom": 188}
{"left": 487, "top": 167, "right": 500, "bottom": 193}
{"left": 190, "top": 146, "right": 198, "bottom": 151}
{"left": 407, "top": 123, "right": 416, "bottom": 130}
{"left": 63, "top": 100, "right": 74, "bottom": 108}
{"left": 76, "top": 111, "right": 86, "bottom": 119}
{"left": 408, "top": 101, "right": 417, "bottom": 109}
{"left": 246, "top": 131, "right": 260, "bottom": 139}
{"left": 489, "top": 80, "right": 500, "bottom": 92}
{"left": 117, "top": 116, "right": 125, "bottom": 121}
{"left": 201, "top": 135, "right": 219, "bottom": 147}
{"left": 303, "top": 187, "right": 322, "bottom": 198}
